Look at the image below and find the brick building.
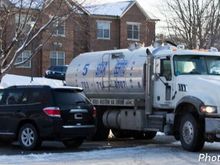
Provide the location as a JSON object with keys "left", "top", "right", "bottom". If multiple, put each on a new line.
{"left": 6, "top": 0, "right": 158, "bottom": 77}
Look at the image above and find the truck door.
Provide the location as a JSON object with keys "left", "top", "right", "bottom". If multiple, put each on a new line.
{"left": 154, "top": 57, "right": 174, "bottom": 108}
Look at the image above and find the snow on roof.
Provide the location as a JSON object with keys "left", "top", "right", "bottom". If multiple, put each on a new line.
{"left": 0, "top": 74, "right": 64, "bottom": 88}
{"left": 84, "top": 0, "right": 159, "bottom": 20}
{"left": 85, "top": 1, "right": 134, "bottom": 17}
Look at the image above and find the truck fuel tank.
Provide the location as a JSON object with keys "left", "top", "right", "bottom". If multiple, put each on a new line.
{"left": 66, "top": 47, "right": 150, "bottom": 100}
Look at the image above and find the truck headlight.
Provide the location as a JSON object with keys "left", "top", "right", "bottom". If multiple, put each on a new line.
{"left": 200, "top": 106, "right": 217, "bottom": 114}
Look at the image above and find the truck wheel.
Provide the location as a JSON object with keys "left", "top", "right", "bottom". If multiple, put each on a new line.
{"left": 63, "top": 138, "right": 84, "bottom": 149}
{"left": 18, "top": 124, "right": 41, "bottom": 150}
{"left": 133, "top": 131, "right": 157, "bottom": 140}
{"left": 180, "top": 114, "right": 204, "bottom": 152}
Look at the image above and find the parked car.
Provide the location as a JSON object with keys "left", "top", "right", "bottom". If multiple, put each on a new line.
{"left": 45, "top": 65, "right": 68, "bottom": 80}
{"left": 0, "top": 85, "right": 96, "bottom": 150}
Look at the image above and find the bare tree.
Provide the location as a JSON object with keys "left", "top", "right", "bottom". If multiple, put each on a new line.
{"left": 0, "top": 0, "right": 87, "bottom": 79}
{"left": 163, "top": 0, "right": 220, "bottom": 49}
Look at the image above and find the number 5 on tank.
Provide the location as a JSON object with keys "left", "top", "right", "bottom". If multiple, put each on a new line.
{"left": 82, "top": 64, "right": 90, "bottom": 76}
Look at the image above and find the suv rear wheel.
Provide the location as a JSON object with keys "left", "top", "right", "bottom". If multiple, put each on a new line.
{"left": 63, "top": 138, "right": 84, "bottom": 149}
{"left": 18, "top": 124, "right": 41, "bottom": 150}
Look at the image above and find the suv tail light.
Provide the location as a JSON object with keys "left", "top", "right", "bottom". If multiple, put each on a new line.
{"left": 92, "top": 106, "right": 96, "bottom": 118}
{"left": 43, "top": 107, "right": 61, "bottom": 117}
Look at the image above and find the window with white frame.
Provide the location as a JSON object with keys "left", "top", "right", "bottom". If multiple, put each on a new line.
{"left": 50, "top": 51, "right": 65, "bottom": 66}
{"left": 15, "top": 14, "right": 35, "bottom": 32}
{"left": 52, "top": 19, "right": 65, "bottom": 36}
{"left": 97, "top": 21, "right": 111, "bottom": 39}
{"left": 15, "top": 50, "right": 32, "bottom": 68}
{"left": 127, "top": 22, "right": 140, "bottom": 41}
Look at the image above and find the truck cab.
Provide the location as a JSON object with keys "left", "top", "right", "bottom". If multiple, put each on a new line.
{"left": 153, "top": 47, "right": 220, "bottom": 110}
{"left": 151, "top": 46, "right": 220, "bottom": 151}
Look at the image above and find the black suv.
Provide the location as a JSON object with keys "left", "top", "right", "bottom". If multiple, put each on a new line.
{"left": 45, "top": 65, "right": 68, "bottom": 80}
{"left": 0, "top": 85, "right": 96, "bottom": 150}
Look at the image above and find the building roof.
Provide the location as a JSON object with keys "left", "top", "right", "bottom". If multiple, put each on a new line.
{"left": 85, "top": 1, "right": 133, "bottom": 17}
{"left": 8, "top": 0, "right": 90, "bottom": 14}
{"left": 7, "top": 0, "right": 159, "bottom": 20}
{"left": 84, "top": 0, "right": 159, "bottom": 20}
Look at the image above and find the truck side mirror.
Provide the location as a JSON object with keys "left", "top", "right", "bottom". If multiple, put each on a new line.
{"left": 154, "top": 59, "right": 161, "bottom": 75}
{"left": 152, "top": 73, "right": 160, "bottom": 81}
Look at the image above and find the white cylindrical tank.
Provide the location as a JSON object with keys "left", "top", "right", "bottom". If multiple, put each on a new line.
{"left": 66, "top": 47, "right": 149, "bottom": 99}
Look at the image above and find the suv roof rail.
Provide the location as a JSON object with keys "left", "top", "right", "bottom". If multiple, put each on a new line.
{"left": 53, "top": 86, "right": 83, "bottom": 92}
{"left": 7, "top": 85, "right": 51, "bottom": 89}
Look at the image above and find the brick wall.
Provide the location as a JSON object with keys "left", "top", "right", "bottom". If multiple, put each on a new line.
{"left": 73, "top": 15, "right": 90, "bottom": 56}
{"left": 41, "top": 0, "right": 75, "bottom": 75}
{"left": 120, "top": 4, "right": 155, "bottom": 48}
{"left": 3, "top": 10, "right": 42, "bottom": 77}
{"left": 88, "top": 16, "right": 120, "bottom": 51}
{"left": 9, "top": 51, "right": 42, "bottom": 77}
{"left": 6, "top": 1, "right": 156, "bottom": 77}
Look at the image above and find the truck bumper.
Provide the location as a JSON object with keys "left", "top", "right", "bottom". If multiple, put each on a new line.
{"left": 205, "top": 118, "right": 220, "bottom": 134}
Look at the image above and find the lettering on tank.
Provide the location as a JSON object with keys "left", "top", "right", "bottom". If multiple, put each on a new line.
{"left": 96, "top": 61, "right": 108, "bottom": 77}
{"left": 114, "top": 60, "right": 128, "bottom": 77}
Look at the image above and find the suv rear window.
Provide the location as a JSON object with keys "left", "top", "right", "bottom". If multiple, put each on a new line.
{"left": 53, "top": 89, "right": 90, "bottom": 106}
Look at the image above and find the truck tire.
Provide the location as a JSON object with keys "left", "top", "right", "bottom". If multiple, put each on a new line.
{"left": 92, "top": 109, "right": 109, "bottom": 141}
{"left": 133, "top": 131, "right": 157, "bottom": 140}
{"left": 179, "top": 113, "right": 204, "bottom": 152}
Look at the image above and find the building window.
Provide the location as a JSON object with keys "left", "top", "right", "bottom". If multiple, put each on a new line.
{"left": 127, "top": 22, "right": 140, "bottom": 41}
{"left": 15, "top": 50, "right": 32, "bottom": 68}
{"left": 52, "top": 19, "right": 65, "bottom": 36}
{"left": 15, "top": 14, "right": 35, "bottom": 32}
{"left": 97, "top": 21, "right": 111, "bottom": 39}
{"left": 50, "top": 51, "right": 65, "bottom": 66}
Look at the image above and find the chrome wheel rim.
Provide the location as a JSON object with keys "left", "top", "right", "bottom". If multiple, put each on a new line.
{"left": 182, "top": 121, "right": 194, "bottom": 144}
{"left": 21, "top": 128, "right": 35, "bottom": 147}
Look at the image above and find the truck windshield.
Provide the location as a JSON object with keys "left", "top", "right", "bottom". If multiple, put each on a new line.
{"left": 174, "top": 55, "right": 220, "bottom": 76}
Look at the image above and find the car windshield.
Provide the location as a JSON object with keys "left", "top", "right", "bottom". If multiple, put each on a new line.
{"left": 53, "top": 90, "right": 90, "bottom": 106}
{"left": 174, "top": 55, "right": 220, "bottom": 76}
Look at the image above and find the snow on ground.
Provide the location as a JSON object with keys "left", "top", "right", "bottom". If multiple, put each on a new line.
{"left": 0, "top": 140, "right": 219, "bottom": 165}
{"left": 0, "top": 74, "right": 64, "bottom": 88}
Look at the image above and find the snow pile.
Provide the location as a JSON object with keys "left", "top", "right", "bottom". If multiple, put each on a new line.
{"left": 0, "top": 74, "right": 64, "bottom": 88}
